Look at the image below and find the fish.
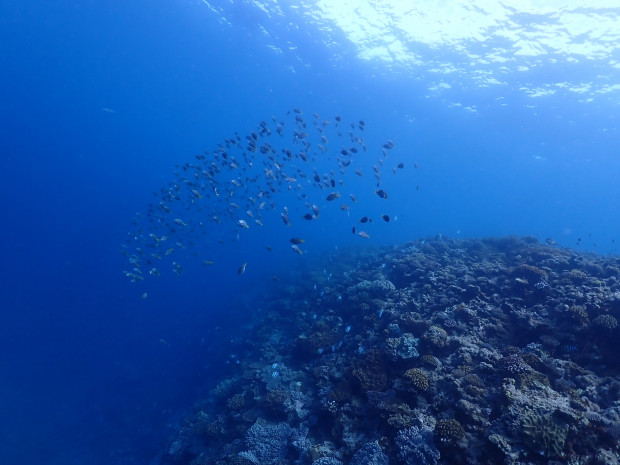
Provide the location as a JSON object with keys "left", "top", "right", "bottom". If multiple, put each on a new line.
{"left": 291, "top": 244, "right": 303, "bottom": 254}
{"left": 290, "top": 237, "right": 305, "bottom": 244}
{"left": 382, "top": 215, "right": 390, "bottom": 222}
{"left": 202, "top": 260, "right": 215, "bottom": 265}
{"left": 238, "top": 262, "right": 247, "bottom": 274}
{"left": 375, "top": 189, "right": 388, "bottom": 199}
{"left": 357, "top": 231, "right": 370, "bottom": 239}
{"left": 266, "top": 246, "right": 273, "bottom": 252}
{"left": 124, "top": 110, "right": 403, "bottom": 282}
{"left": 360, "top": 216, "right": 373, "bottom": 223}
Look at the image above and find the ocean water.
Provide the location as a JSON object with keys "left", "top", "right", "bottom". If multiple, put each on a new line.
{"left": 1, "top": 1, "right": 619, "bottom": 464}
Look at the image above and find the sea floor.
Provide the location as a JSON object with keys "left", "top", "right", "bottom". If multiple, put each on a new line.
{"left": 159, "top": 235, "right": 620, "bottom": 465}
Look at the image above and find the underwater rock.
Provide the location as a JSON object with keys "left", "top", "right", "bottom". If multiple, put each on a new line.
{"left": 395, "top": 426, "right": 440, "bottom": 465}
{"left": 238, "top": 421, "right": 297, "bottom": 465}
{"left": 349, "top": 441, "right": 388, "bottom": 465}
{"left": 347, "top": 279, "right": 395, "bottom": 300}
{"left": 312, "top": 458, "right": 344, "bottom": 465}
{"left": 386, "top": 333, "right": 420, "bottom": 360}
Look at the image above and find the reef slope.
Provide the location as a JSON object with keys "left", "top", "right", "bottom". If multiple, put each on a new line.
{"left": 163, "top": 236, "right": 620, "bottom": 465}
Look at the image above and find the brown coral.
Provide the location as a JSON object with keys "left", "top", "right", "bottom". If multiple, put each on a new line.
{"left": 420, "top": 354, "right": 439, "bottom": 368}
{"left": 435, "top": 418, "right": 465, "bottom": 444}
{"left": 227, "top": 393, "right": 246, "bottom": 410}
{"left": 422, "top": 325, "right": 449, "bottom": 349}
{"left": 352, "top": 349, "right": 388, "bottom": 391}
{"left": 403, "top": 368, "right": 430, "bottom": 392}
{"left": 592, "top": 314, "right": 617, "bottom": 330}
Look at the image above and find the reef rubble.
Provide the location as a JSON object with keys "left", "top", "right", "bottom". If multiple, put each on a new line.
{"left": 162, "top": 236, "right": 620, "bottom": 465}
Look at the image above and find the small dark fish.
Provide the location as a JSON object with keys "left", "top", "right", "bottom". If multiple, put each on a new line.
{"left": 266, "top": 246, "right": 273, "bottom": 252}
{"left": 352, "top": 226, "right": 356, "bottom": 234}
{"left": 313, "top": 174, "right": 321, "bottom": 183}
{"left": 349, "top": 193, "right": 357, "bottom": 203}
{"left": 382, "top": 215, "right": 390, "bottom": 222}
{"left": 382, "top": 140, "right": 394, "bottom": 149}
{"left": 360, "top": 216, "right": 370, "bottom": 223}
{"left": 330, "top": 179, "right": 336, "bottom": 187}
{"left": 302, "top": 213, "right": 314, "bottom": 220}
{"left": 545, "top": 238, "right": 556, "bottom": 245}
{"left": 312, "top": 204, "right": 320, "bottom": 217}
{"left": 290, "top": 237, "right": 305, "bottom": 244}
{"left": 326, "top": 192, "right": 340, "bottom": 201}
{"left": 281, "top": 213, "right": 291, "bottom": 226}
{"left": 375, "top": 189, "right": 388, "bottom": 199}
{"left": 397, "top": 162, "right": 405, "bottom": 169}
{"left": 238, "top": 262, "right": 247, "bottom": 275}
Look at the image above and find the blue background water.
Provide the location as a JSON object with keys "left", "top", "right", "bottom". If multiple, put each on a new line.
{"left": 1, "top": 1, "right": 619, "bottom": 464}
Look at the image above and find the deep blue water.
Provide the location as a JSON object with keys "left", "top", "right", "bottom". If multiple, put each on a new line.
{"left": 1, "top": 1, "right": 619, "bottom": 464}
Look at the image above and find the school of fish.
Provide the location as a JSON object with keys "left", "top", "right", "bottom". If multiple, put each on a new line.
{"left": 122, "top": 109, "right": 418, "bottom": 281}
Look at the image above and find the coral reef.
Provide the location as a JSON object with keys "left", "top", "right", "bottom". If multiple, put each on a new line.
{"left": 161, "top": 236, "right": 620, "bottom": 465}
